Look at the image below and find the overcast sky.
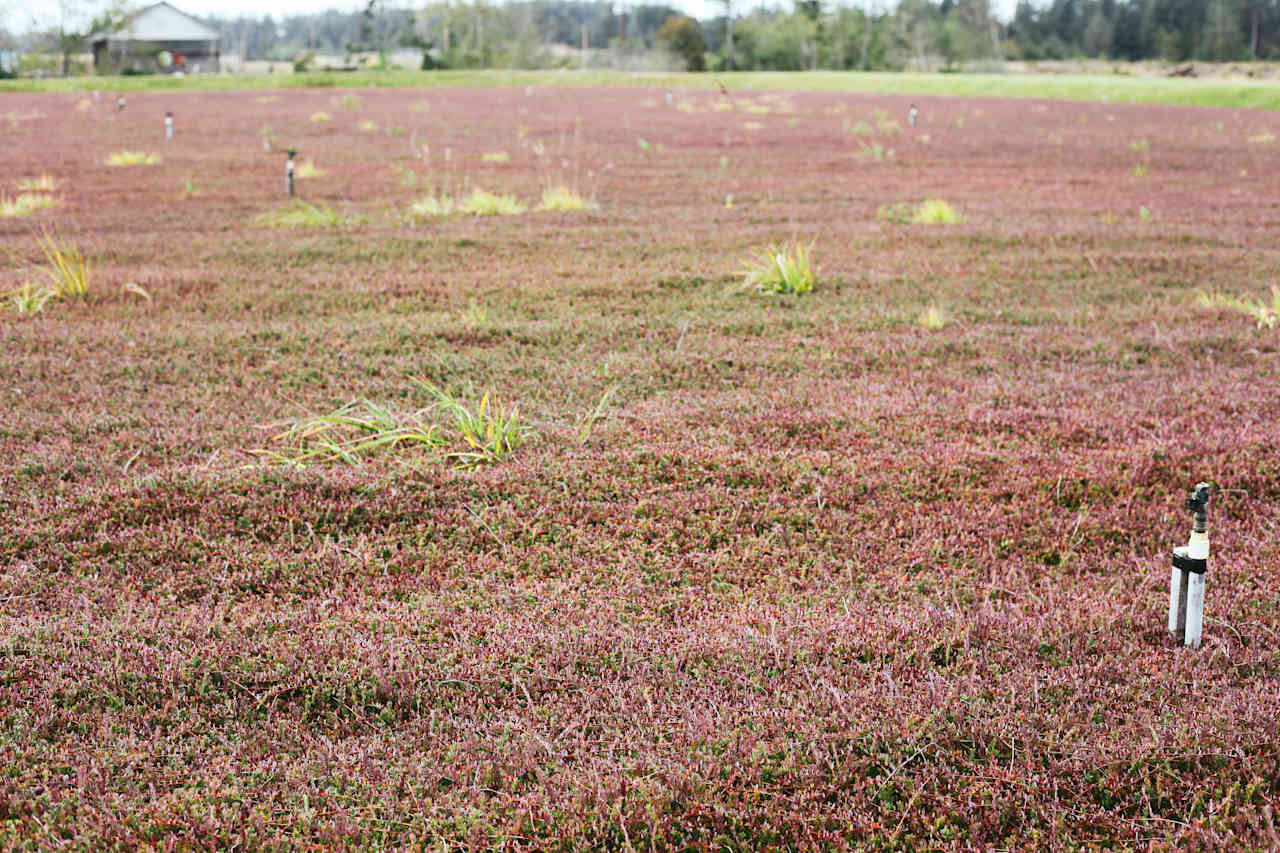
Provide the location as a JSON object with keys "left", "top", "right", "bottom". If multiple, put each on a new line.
{"left": 10, "top": 0, "right": 1019, "bottom": 36}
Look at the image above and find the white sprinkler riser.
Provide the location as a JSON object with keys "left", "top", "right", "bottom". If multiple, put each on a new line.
{"left": 1188, "top": 530, "right": 1209, "bottom": 560}
{"left": 1185, "top": 573, "right": 1206, "bottom": 648}
{"left": 1168, "top": 565, "right": 1184, "bottom": 635}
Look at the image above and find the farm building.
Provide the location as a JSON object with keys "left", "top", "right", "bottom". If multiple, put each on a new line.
{"left": 89, "top": 2, "right": 220, "bottom": 75}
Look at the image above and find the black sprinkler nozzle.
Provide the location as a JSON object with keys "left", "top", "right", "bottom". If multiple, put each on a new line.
{"left": 1186, "top": 482, "right": 1210, "bottom": 532}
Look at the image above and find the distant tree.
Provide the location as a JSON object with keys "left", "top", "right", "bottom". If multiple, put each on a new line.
{"left": 720, "top": 0, "right": 735, "bottom": 67}
{"left": 657, "top": 14, "right": 706, "bottom": 68}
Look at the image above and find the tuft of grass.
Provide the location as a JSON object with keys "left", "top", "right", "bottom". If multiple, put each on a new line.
{"left": 460, "top": 298, "right": 489, "bottom": 328}
{"left": 0, "top": 192, "right": 59, "bottom": 218}
{"left": 415, "top": 380, "right": 534, "bottom": 469}
{"left": 294, "top": 159, "right": 324, "bottom": 179}
{"left": 309, "top": 111, "right": 331, "bottom": 122}
{"left": 17, "top": 174, "right": 57, "bottom": 191}
{"left": 743, "top": 242, "right": 817, "bottom": 294}
{"left": 1248, "top": 132, "right": 1275, "bottom": 144}
{"left": 336, "top": 93, "right": 361, "bottom": 110}
{"left": 458, "top": 189, "right": 526, "bottom": 216}
{"left": 1131, "top": 162, "right": 1148, "bottom": 177}
{"left": 482, "top": 151, "right": 510, "bottom": 163}
{"left": 576, "top": 384, "right": 617, "bottom": 445}
{"left": 917, "top": 303, "right": 948, "bottom": 330}
{"left": 1138, "top": 205, "right": 1152, "bottom": 221}
{"left": 408, "top": 196, "right": 456, "bottom": 218}
{"left": 358, "top": 120, "right": 377, "bottom": 132}
{"left": 38, "top": 232, "right": 90, "bottom": 298}
{"left": 847, "top": 119, "right": 874, "bottom": 136}
{"left": 253, "top": 201, "right": 344, "bottom": 229}
{"left": 106, "top": 150, "right": 160, "bottom": 167}
{"left": 537, "top": 185, "right": 590, "bottom": 211}
{"left": 7, "top": 282, "right": 57, "bottom": 315}
{"left": 262, "top": 381, "right": 533, "bottom": 469}
{"left": 855, "top": 142, "right": 893, "bottom": 162}
{"left": 1197, "top": 286, "right": 1280, "bottom": 329}
{"left": 1128, "top": 138, "right": 1149, "bottom": 152}
{"left": 261, "top": 399, "right": 445, "bottom": 467}
{"left": 911, "top": 198, "right": 963, "bottom": 224}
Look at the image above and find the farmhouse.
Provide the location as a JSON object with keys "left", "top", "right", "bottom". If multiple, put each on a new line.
{"left": 89, "top": 2, "right": 220, "bottom": 75}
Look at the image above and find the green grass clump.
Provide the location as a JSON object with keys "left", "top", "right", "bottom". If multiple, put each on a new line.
{"left": 855, "top": 142, "right": 893, "bottom": 162}
{"left": 458, "top": 189, "right": 526, "bottom": 216}
{"left": 38, "top": 233, "right": 90, "bottom": 298}
{"left": 3, "top": 233, "right": 89, "bottom": 310}
{"left": 408, "top": 196, "right": 457, "bottom": 218}
{"left": 482, "top": 151, "right": 510, "bottom": 163}
{"left": 358, "top": 120, "right": 377, "bottom": 132}
{"left": 7, "top": 282, "right": 57, "bottom": 314}
{"left": 262, "top": 380, "right": 533, "bottom": 469}
{"left": 917, "top": 303, "right": 948, "bottom": 330}
{"left": 309, "top": 111, "right": 331, "bottom": 122}
{"left": 0, "top": 192, "right": 59, "bottom": 217}
{"left": 911, "top": 199, "right": 962, "bottom": 225}
{"left": 262, "top": 399, "right": 445, "bottom": 467}
{"left": 537, "top": 185, "right": 591, "bottom": 211}
{"left": 106, "top": 150, "right": 161, "bottom": 167}
{"left": 1197, "top": 286, "right": 1280, "bottom": 329}
{"left": 417, "top": 380, "right": 534, "bottom": 469}
{"left": 743, "top": 242, "right": 817, "bottom": 294}
{"left": 253, "top": 201, "right": 344, "bottom": 229}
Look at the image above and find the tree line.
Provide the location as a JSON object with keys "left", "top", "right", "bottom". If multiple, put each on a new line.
{"left": 204, "top": 0, "right": 1280, "bottom": 70}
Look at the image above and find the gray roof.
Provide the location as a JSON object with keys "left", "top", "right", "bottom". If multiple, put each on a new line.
{"left": 91, "top": 2, "right": 218, "bottom": 43}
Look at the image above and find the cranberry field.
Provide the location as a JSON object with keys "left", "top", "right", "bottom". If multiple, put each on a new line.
{"left": 2, "top": 81, "right": 1279, "bottom": 848}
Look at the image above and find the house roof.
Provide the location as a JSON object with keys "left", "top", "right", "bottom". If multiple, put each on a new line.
{"left": 91, "top": 2, "right": 219, "bottom": 42}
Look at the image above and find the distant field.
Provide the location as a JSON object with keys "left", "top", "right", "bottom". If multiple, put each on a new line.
{"left": 1, "top": 83, "right": 1278, "bottom": 847}
{"left": 5, "top": 67, "right": 1280, "bottom": 110}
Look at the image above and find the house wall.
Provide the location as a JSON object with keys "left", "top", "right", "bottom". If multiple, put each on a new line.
{"left": 93, "top": 39, "right": 219, "bottom": 74}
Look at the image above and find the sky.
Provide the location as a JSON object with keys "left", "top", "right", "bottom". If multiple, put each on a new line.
{"left": 10, "top": 0, "right": 1020, "bottom": 36}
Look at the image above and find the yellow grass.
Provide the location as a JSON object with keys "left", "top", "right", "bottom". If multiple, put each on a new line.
{"left": 107, "top": 151, "right": 160, "bottom": 167}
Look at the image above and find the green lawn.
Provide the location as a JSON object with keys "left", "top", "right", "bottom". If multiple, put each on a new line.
{"left": 3, "top": 67, "right": 1280, "bottom": 110}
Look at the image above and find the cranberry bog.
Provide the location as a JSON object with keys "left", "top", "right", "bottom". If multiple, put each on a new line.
{"left": 2, "top": 83, "right": 1279, "bottom": 848}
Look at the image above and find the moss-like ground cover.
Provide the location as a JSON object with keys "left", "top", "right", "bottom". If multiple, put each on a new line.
{"left": 1, "top": 83, "right": 1278, "bottom": 848}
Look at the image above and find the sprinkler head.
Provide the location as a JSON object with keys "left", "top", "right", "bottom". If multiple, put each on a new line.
{"left": 1186, "top": 482, "right": 1210, "bottom": 530}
